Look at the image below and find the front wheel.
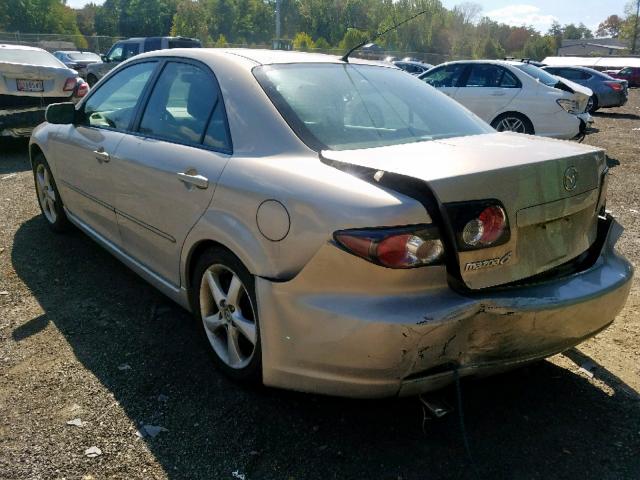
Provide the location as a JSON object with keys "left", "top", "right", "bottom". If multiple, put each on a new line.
{"left": 33, "top": 154, "right": 71, "bottom": 233}
{"left": 491, "top": 113, "right": 534, "bottom": 135}
{"left": 192, "top": 247, "right": 262, "bottom": 382}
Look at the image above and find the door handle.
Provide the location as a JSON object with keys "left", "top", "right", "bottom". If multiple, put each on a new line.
{"left": 93, "top": 147, "right": 110, "bottom": 163}
{"left": 490, "top": 91, "right": 506, "bottom": 96}
{"left": 177, "top": 171, "right": 209, "bottom": 189}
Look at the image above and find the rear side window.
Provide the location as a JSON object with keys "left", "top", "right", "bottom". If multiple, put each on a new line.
{"left": 83, "top": 62, "right": 156, "bottom": 130}
{"left": 168, "top": 39, "right": 201, "bottom": 49}
{"left": 144, "top": 38, "right": 162, "bottom": 52}
{"left": 421, "top": 64, "right": 466, "bottom": 87}
{"left": 138, "top": 61, "right": 231, "bottom": 152}
{"left": 465, "top": 65, "right": 519, "bottom": 88}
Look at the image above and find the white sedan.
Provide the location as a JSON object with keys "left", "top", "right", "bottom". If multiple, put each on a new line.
{"left": 420, "top": 60, "right": 592, "bottom": 139}
{"left": 0, "top": 44, "right": 88, "bottom": 138}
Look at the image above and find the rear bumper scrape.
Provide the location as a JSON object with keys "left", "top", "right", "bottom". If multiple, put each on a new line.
{"left": 257, "top": 215, "right": 633, "bottom": 398}
{"left": 0, "top": 107, "right": 46, "bottom": 138}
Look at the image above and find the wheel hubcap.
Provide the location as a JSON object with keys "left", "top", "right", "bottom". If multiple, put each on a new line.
{"left": 199, "top": 264, "right": 257, "bottom": 369}
{"left": 587, "top": 97, "right": 594, "bottom": 112}
{"left": 35, "top": 164, "right": 57, "bottom": 223}
{"left": 496, "top": 117, "right": 526, "bottom": 133}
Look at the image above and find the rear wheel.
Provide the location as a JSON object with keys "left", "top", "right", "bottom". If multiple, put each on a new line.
{"left": 586, "top": 95, "right": 599, "bottom": 113}
{"left": 491, "top": 113, "right": 534, "bottom": 135}
{"left": 192, "top": 247, "right": 262, "bottom": 382}
{"left": 87, "top": 74, "right": 98, "bottom": 87}
{"left": 33, "top": 154, "right": 71, "bottom": 233}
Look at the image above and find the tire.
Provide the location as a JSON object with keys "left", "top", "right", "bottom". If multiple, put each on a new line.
{"left": 87, "top": 74, "right": 98, "bottom": 87}
{"left": 191, "top": 246, "right": 262, "bottom": 382}
{"left": 32, "top": 153, "right": 71, "bottom": 233}
{"left": 491, "top": 112, "right": 534, "bottom": 135}
{"left": 587, "top": 95, "right": 599, "bottom": 113}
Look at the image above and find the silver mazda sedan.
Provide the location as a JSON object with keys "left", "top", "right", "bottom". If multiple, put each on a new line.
{"left": 30, "top": 49, "right": 633, "bottom": 398}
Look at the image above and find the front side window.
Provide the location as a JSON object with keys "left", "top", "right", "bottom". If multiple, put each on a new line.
{"left": 255, "top": 63, "right": 492, "bottom": 151}
{"left": 123, "top": 43, "right": 140, "bottom": 60}
{"left": 421, "top": 63, "right": 466, "bottom": 88}
{"left": 139, "top": 61, "right": 225, "bottom": 147}
{"left": 83, "top": 62, "right": 157, "bottom": 130}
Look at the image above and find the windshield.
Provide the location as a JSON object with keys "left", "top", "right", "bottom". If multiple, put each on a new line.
{"left": 0, "top": 49, "right": 65, "bottom": 68}
{"left": 254, "top": 63, "right": 492, "bottom": 151}
{"left": 514, "top": 63, "right": 559, "bottom": 87}
{"left": 68, "top": 52, "right": 101, "bottom": 61}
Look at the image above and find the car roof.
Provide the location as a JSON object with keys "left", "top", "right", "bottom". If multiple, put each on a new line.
{"left": 0, "top": 44, "right": 45, "bottom": 52}
{"left": 136, "top": 48, "right": 389, "bottom": 68}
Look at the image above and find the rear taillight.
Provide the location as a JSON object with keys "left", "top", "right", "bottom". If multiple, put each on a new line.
{"left": 75, "top": 80, "right": 89, "bottom": 98}
{"left": 605, "top": 81, "right": 623, "bottom": 92}
{"left": 334, "top": 225, "right": 445, "bottom": 269}
{"left": 63, "top": 77, "right": 77, "bottom": 92}
{"left": 445, "top": 201, "right": 510, "bottom": 251}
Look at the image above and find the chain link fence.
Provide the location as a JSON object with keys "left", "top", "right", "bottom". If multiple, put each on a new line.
{"left": 1, "top": 32, "right": 449, "bottom": 65}
{"left": 0, "top": 32, "right": 122, "bottom": 53}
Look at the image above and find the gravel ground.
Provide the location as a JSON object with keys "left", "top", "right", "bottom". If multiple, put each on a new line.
{"left": 1, "top": 93, "right": 639, "bottom": 480}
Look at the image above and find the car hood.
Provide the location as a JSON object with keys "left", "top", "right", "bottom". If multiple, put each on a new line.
{"left": 322, "top": 132, "right": 607, "bottom": 289}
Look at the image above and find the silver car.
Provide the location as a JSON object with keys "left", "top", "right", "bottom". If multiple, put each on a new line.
{"left": 30, "top": 49, "right": 633, "bottom": 398}
{"left": 1, "top": 44, "right": 88, "bottom": 138}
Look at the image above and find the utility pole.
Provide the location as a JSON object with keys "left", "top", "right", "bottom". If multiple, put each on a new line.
{"left": 632, "top": 0, "right": 640, "bottom": 54}
{"left": 275, "top": 0, "right": 281, "bottom": 40}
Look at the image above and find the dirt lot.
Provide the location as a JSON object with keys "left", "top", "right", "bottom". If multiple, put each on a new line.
{"left": 1, "top": 94, "right": 639, "bottom": 480}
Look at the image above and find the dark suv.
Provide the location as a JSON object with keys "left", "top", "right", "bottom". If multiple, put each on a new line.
{"left": 86, "top": 36, "right": 201, "bottom": 86}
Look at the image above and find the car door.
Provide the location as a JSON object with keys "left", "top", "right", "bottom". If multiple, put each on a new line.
{"left": 420, "top": 63, "right": 467, "bottom": 98}
{"left": 111, "top": 59, "right": 232, "bottom": 286}
{"left": 453, "top": 64, "right": 520, "bottom": 121}
{"left": 53, "top": 61, "right": 158, "bottom": 245}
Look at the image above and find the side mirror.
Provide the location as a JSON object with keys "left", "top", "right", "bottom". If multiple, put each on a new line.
{"left": 45, "top": 103, "right": 76, "bottom": 124}
{"left": 101, "top": 54, "right": 108, "bottom": 62}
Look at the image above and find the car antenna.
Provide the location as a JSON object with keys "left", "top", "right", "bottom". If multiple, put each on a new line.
{"left": 340, "top": 9, "right": 429, "bottom": 63}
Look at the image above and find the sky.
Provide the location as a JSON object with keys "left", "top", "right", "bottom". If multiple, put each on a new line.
{"left": 66, "top": 0, "right": 629, "bottom": 35}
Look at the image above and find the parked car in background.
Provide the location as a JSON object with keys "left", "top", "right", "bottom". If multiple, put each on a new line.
{"left": 53, "top": 51, "right": 102, "bottom": 79}
{"left": 420, "top": 60, "right": 592, "bottom": 139}
{"left": 542, "top": 65, "right": 627, "bottom": 112}
{"left": 31, "top": 49, "right": 631, "bottom": 398}
{"left": 606, "top": 66, "right": 640, "bottom": 88}
{"left": 86, "top": 36, "right": 201, "bottom": 86}
{"left": 0, "top": 44, "right": 88, "bottom": 138}
{"left": 393, "top": 60, "right": 434, "bottom": 75}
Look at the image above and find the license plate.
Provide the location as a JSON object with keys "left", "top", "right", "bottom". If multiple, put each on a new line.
{"left": 16, "top": 79, "right": 44, "bottom": 92}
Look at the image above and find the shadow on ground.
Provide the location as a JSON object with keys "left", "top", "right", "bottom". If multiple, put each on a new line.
{"left": 593, "top": 112, "right": 640, "bottom": 120}
{"left": 11, "top": 216, "right": 640, "bottom": 480}
{"left": 0, "top": 139, "right": 31, "bottom": 175}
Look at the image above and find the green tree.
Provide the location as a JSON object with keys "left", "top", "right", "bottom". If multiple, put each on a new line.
{"left": 314, "top": 36, "right": 331, "bottom": 50}
{"left": 596, "top": 14, "right": 623, "bottom": 38}
{"left": 474, "top": 37, "right": 504, "bottom": 59}
{"left": 293, "top": 31, "right": 314, "bottom": 50}
{"left": 214, "top": 33, "right": 228, "bottom": 46}
{"left": 171, "top": 0, "right": 210, "bottom": 42}
{"left": 338, "top": 27, "right": 368, "bottom": 50}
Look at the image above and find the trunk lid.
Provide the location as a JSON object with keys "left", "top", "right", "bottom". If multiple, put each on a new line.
{"left": 0, "top": 62, "right": 75, "bottom": 97}
{"left": 323, "top": 132, "right": 607, "bottom": 289}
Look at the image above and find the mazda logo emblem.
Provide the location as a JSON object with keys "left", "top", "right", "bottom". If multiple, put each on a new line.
{"left": 563, "top": 166, "right": 578, "bottom": 191}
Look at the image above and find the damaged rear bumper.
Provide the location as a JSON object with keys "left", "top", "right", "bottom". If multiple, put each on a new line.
{"left": 0, "top": 106, "right": 47, "bottom": 138}
{"left": 256, "top": 216, "right": 633, "bottom": 398}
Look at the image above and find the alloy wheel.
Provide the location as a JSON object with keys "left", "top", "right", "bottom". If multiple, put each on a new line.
{"left": 35, "top": 163, "right": 58, "bottom": 224}
{"left": 199, "top": 264, "right": 257, "bottom": 369}
{"left": 495, "top": 116, "right": 526, "bottom": 133}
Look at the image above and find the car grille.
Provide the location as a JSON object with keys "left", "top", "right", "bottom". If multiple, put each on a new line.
{"left": 0, "top": 95, "right": 72, "bottom": 108}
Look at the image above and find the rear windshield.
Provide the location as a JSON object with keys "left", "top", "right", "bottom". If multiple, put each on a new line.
{"left": 514, "top": 63, "right": 558, "bottom": 87}
{"left": 67, "top": 52, "right": 101, "bottom": 61}
{"left": 0, "top": 49, "right": 64, "bottom": 68}
{"left": 254, "top": 63, "right": 492, "bottom": 151}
